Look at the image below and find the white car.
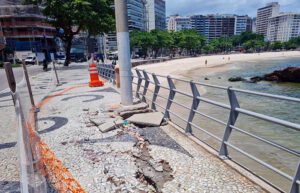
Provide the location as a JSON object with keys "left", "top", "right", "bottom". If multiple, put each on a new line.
{"left": 56, "top": 57, "right": 66, "bottom": 64}
{"left": 25, "top": 56, "right": 36, "bottom": 65}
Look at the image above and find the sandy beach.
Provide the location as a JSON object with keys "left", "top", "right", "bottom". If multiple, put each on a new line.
{"left": 136, "top": 51, "right": 300, "bottom": 78}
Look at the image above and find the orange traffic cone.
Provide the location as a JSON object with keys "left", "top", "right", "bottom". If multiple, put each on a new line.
{"left": 89, "top": 63, "right": 104, "bottom": 87}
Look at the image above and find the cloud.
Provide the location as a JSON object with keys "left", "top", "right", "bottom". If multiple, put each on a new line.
{"left": 166, "top": 0, "right": 300, "bottom": 17}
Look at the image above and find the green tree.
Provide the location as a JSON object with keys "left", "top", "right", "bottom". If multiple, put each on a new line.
{"left": 270, "top": 41, "right": 283, "bottom": 50}
{"left": 150, "top": 30, "right": 173, "bottom": 58}
{"left": 26, "top": 0, "right": 115, "bottom": 66}
{"left": 282, "top": 41, "right": 297, "bottom": 50}
{"left": 242, "top": 40, "right": 264, "bottom": 52}
{"left": 169, "top": 31, "right": 181, "bottom": 57}
{"left": 202, "top": 44, "right": 214, "bottom": 54}
{"left": 130, "top": 31, "right": 155, "bottom": 59}
{"left": 178, "top": 29, "right": 205, "bottom": 55}
{"left": 287, "top": 37, "right": 300, "bottom": 49}
{"left": 239, "top": 31, "right": 264, "bottom": 44}
{"left": 230, "top": 35, "right": 242, "bottom": 47}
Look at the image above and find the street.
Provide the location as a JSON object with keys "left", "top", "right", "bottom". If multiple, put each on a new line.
{"left": 0, "top": 65, "right": 43, "bottom": 91}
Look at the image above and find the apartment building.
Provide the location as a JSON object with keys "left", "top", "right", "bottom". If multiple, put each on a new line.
{"left": 146, "top": 0, "right": 166, "bottom": 31}
{"left": 267, "top": 13, "right": 300, "bottom": 42}
{"left": 0, "top": 4, "right": 56, "bottom": 52}
{"left": 191, "top": 14, "right": 236, "bottom": 41}
{"left": 167, "top": 15, "right": 191, "bottom": 32}
{"left": 234, "top": 15, "right": 253, "bottom": 35}
{"left": 256, "top": 2, "right": 280, "bottom": 37}
{"left": 190, "top": 15, "right": 209, "bottom": 38}
{"left": 127, "top": 0, "right": 147, "bottom": 31}
{"left": 106, "top": 0, "right": 166, "bottom": 52}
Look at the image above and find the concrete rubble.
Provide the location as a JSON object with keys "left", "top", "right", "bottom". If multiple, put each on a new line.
{"left": 98, "top": 119, "right": 124, "bottom": 133}
{"left": 96, "top": 99, "right": 165, "bottom": 132}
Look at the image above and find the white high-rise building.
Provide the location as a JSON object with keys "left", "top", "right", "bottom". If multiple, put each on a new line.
{"left": 256, "top": 2, "right": 280, "bottom": 37}
{"left": 267, "top": 13, "right": 300, "bottom": 42}
{"left": 167, "top": 15, "right": 191, "bottom": 32}
{"left": 146, "top": 0, "right": 166, "bottom": 31}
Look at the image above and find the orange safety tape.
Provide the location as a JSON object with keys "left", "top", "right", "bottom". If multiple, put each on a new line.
{"left": 26, "top": 85, "right": 88, "bottom": 193}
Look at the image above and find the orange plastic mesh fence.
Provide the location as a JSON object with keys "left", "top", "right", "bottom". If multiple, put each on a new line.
{"left": 26, "top": 86, "right": 87, "bottom": 193}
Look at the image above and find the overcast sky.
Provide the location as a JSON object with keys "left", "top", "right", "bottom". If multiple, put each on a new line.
{"left": 166, "top": 0, "right": 300, "bottom": 17}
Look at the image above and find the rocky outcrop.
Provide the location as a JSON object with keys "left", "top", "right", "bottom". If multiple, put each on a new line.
{"left": 229, "top": 67, "right": 300, "bottom": 83}
{"left": 262, "top": 67, "right": 300, "bottom": 83}
{"left": 228, "top": 77, "right": 246, "bottom": 82}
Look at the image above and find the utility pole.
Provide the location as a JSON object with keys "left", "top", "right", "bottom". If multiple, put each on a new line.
{"left": 114, "top": 0, "right": 133, "bottom": 106}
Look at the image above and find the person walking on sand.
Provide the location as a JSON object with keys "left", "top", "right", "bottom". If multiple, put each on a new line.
{"left": 205, "top": 59, "right": 208, "bottom": 67}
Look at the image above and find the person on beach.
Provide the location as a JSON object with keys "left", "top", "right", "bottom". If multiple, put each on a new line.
{"left": 205, "top": 59, "right": 208, "bottom": 67}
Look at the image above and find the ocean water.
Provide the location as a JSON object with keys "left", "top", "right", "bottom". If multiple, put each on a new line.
{"left": 166, "top": 57, "right": 300, "bottom": 191}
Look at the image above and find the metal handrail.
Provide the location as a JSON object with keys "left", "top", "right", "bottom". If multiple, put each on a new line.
{"left": 169, "top": 99, "right": 191, "bottom": 110}
{"left": 189, "top": 122, "right": 223, "bottom": 142}
{"left": 230, "top": 125, "right": 300, "bottom": 157}
{"left": 231, "top": 87, "right": 300, "bottom": 103}
{"left": 225, "top": 141, "right": 294, "bottom": 181}
{"left": 193, "top": 109, "right": 227, "bottom": 126}
{"left": 98, "top": 64, "right": 116, "bottom": 83}
{"left": 236, "top": 108, "right": 300, "bottom": 131}
{"left": 132, "top": 69, "right": 300, "bottom": 193}
{"left": 197, "top": 96, "right": 231, "bottom": 109}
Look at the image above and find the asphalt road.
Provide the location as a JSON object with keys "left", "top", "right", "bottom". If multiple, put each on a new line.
{"left": 0, "top": 65, "right": 43, "bottom": 91}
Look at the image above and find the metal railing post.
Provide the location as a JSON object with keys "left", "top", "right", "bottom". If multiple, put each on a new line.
{"left": 99, "top": 65, "right": 103, "bottom": 77}
{"left": 290, "top": 161, "right": 300, "bottom": 193}
{"left": 164, "top": 76, "right": 176, "bottom": 119}
{"left": 104, "top": 65, "right": 107, "bottom": 78}
{"left": 21, "top": 60, "right": 35, "bottom": 109}
{"left": 151, "top": 73, "right": 160, "bottom": 110}
{"left": 219, "top": 87, "right": 240, "bottom": 159}
{"left": 186, "top": 81, "right": 200, "bottom": 133}
{"left": 52, "top": 61, "right": 61, "bottom": 86}
{"left": 142, "top": 70, "right": 150, "bottom": 102}
{"left": 135, "top": 69, "right": 143, "bottom": 99}
{"left": 4, "top": 62, "right": 16, "bottom": 104}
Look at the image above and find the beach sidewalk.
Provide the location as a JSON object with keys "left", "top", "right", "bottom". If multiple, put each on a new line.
{"left": 24, "top": 62, "right": 269, "bottom": 193}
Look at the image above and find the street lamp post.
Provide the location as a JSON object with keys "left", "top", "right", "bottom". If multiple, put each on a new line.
{"left": 114, "top": 0, "right": 133, "bottom": 106}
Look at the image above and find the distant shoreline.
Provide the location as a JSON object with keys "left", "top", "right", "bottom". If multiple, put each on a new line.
{"left": 137, "top": 51, "right": 300, "bottom": 79}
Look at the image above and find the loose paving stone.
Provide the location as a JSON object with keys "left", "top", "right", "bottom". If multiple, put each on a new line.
{"left": 98, "top": 119, "right": 124, "bottom": 133}
{"left": 116, "top": 102, "right": 149, "bottom": 114}
{"left": 119, "top": 109, "right": 153, "bottom": 119}
{"left": 127, "top": 112, "right": 164, "bottom": 127}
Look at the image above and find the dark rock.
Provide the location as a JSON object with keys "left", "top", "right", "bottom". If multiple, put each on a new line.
{"left": 250, "top": 76, "right": 263, "bottom": 83}
{"left": 228, "top": 77, "right": 245, "bottom": 82}
{"left": 251, "top": 67, "right": 300, "bottom": 83}
{"left": 204, "top": 77, "right": 209, "bottom": 80}
{"left": 263, "top": 67, "right": 300, "bottom": 83}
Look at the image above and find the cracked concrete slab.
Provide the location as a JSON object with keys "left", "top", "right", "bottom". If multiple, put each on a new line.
{"left": 127, "top": 112, "right": 164, "bottom": 127}
{"left": 98, "top": 119, "right": 124, "bottom": 133}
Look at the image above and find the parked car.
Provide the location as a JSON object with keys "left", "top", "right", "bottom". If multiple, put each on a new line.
{"left": 108, "top": 53, "right": 118, "bottom": 60}
{"left": 25, "top": 56, "right": 36, "bottom": 65}
{"left": 56, "top": 57, "right": 66, "bottom": 64}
